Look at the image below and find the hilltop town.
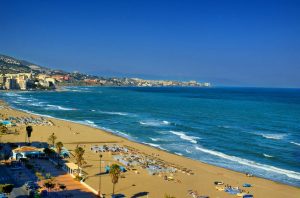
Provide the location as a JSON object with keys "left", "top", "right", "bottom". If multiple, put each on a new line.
{"left": 0, "top": 54, "right": 211, "bottom": 90}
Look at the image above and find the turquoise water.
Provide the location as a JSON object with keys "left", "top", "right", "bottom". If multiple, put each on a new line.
{"left": 1, "top": 87, "right": 300, "bottom": 186}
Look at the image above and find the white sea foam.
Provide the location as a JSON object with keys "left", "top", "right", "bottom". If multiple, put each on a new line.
{"left": 77, "top": 120, "right": 97, "bottom": 127}
{"left": 46, "top": 104, "right": 75, "bottom": 111}
{"left": 115, "top": 130, "right": 131, "bottom": 137}
{"left": 98, "top": 126, "right": 130, "bottom": 138}
{"left": 4, "top": 92, "right": 21, "bottom": 97}
{"left": 30, "top": 103, "right": 44, "bottom": 107}
{"left": 263, "top": 154, "right": 273, "bottom": 158}
{"left": 17, "top": 96, "right": 29, "bottom": 100}
{"left": 143, "top": 142, "right": 160, "bottom": 148}
{"left": 64, "top": 87, "right": 92, "bottom": 93}
{"left": 290, "top": 141, "right": 300, "bottom": 146}
{"left": 29, "top": 101, "right": 46, "bottom": 107}
{"left": 17, "top": 108, "right": 55, "bottom": 119}
{"left": 194, "top": 146, "right": 300, "bottom": 180}
{"left": 218, "top": 125, "right": 232, "bottom": 129}
{"left": 85, "top": 120, "right": 98, "bottom": 127}
{"left": 150, "top": 137, "right": 159, "bottom": 142}
{"left": 99, "top": 111, "right": 129, "bottom": 116}
{"left": 85, "top": 120, "right": 94, "bottom": 124}
{"left": 170, "top": 131, "right": 200, "bottom": 144}
{"left": 261, "top": 133, "right": 286, "bottom": 140}
{"left": 149, "top": 137, "right": 166, "bottom": 142}
{"left": 175, "top": 152, "right": 183, "bottom": 156}
{"left": 185, "top": 148, "right": 192, "bottom": 153}
{"left": 139, "top": 120, "right": 171, "bottom": 127}
{"left": 142, "top": 142, "right": 168, "bottom": 151}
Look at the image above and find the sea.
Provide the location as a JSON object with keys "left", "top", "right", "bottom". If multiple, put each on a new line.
{"left": 1, "top": 87, "right": 300, "bottom": 186}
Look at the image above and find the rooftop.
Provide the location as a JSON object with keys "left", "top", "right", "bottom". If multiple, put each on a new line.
{"left": 13, "top": 146, "right": 43, "bottom": 153}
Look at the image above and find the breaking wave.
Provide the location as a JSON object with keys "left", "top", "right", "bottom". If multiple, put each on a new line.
{"left": 46, "top": 104, "right": 75, "bottom": 111}
{"left": 170, "top": 131, "right": 200, "bottom": 144}
{"left": 290, "top": 141, "right": 300, "bottom": 146}
{"left": 99, "top": 111, "right": 130, "bottom": 116}
{"left": 139, "top": 120, "right": 171, "bottom": 127}
{"left": 194, "top": 146, "right": 300, "bottom": 180}
{"left": 185, "top": 148, "right": 192, "bottom": 153}
{"left": 142, "top": 142, "right": 168, "bottom": 151}
{"left": 263, "top": 153, "right": 273, "bottom": 158}
{"left": 260, "top": 133, "right": 286, "bottom": 140}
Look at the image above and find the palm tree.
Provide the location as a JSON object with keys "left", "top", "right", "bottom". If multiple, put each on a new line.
{"left": 48, "top": 133, "right": 57, "bottom": 147}
{"left": 109, "top": 164, "right": 121, "bottom": 196}
{"left": 26, "top": 125, "right": 33, "bottom": 144}
{"left": 74, "top": 146, "right": 85, "bottom": 176}
{"left": 55, "top": 141, "right": 64, "bottom": 165}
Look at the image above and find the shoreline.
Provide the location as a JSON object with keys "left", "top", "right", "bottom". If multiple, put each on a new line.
{"left": 1, "top": 99, "right": 299, "bottom": 197}
{"left": 3, "top": 99, "right": 300, "bottom": 187}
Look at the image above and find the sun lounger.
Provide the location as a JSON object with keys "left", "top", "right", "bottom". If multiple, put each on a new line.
{"left": 243, "top": 183, "right": 252, "bottom": 187}
{"left": 215, "top": 186, "right": 225, "bottom": 191}
{"left": 243, "top": 195, "right": 253, "bottom": 198}
{"left": 214, "top": 181, "right": 224, "bottom": 185}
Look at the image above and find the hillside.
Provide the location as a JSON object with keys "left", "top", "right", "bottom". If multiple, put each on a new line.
{"left": 0, "top": 54, "right": 51, "bottom": 74}
{"left": 0, "top": 54, "right": 210, "bottom": 87}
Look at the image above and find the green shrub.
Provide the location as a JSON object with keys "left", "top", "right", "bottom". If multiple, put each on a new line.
{"left": 35, "top": 172, "right": 45, "bottom": 181}
{"left": 45, "top": 173, "right": 52, "bottom": 179}
{"left": 0, "top": 184, "right": 14, "bottom": 194}
{"left": 74, "top": 175, "right": 83, "bottom": 181}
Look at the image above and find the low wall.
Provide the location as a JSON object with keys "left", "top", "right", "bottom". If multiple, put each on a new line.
{"left": 80, "top": 180, "right": 100, "bottom": 196}
{"left": 48, "top": 157, "right": 101, "bottom": 196}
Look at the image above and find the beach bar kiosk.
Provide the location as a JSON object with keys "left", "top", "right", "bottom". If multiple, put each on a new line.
{"left": 63, "top": 162, "right": 82, "bottom": 176}
{"left": 12, "top": 146, "right": 44, "bottom": 160}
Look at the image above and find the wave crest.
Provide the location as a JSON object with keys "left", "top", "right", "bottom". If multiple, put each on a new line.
{"left": 99, "top": 111, "right": 129, "bottom": 116}
{"left": 261, "top": 133, "right": 286, "bottom": 140}
{"left": 194, "top": 146, "right": 300, "bottom": 180}
{"left": 142, "top": 142, "right": 168, "bottom": 151}
{"left": 170, "top": 131, "right": 200, "bottom": 144}
{"left": 263, "top": 153, "right": 273, "bottom": 158}
{"left": 139, "top": 120, "right": 171, "bottom": 127}
{"left": 46, "top": 104, "right": 75, "bottom": 111}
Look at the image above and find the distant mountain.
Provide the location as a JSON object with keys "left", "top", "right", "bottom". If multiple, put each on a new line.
{"left": 0, "top": 54, "right": 51, "bottom": 74}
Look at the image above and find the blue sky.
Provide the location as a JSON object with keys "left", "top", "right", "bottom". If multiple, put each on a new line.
{"left": 0, "top": 0, "right": 299, "bottom": 87}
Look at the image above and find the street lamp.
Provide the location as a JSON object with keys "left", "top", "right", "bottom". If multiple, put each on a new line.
{"left": 98, "top": 154, "right": 103, "bottom": 197}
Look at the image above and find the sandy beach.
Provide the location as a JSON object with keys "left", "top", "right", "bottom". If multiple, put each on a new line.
{"left": 0, "top": 100, "right": 299, "bottom": 198}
